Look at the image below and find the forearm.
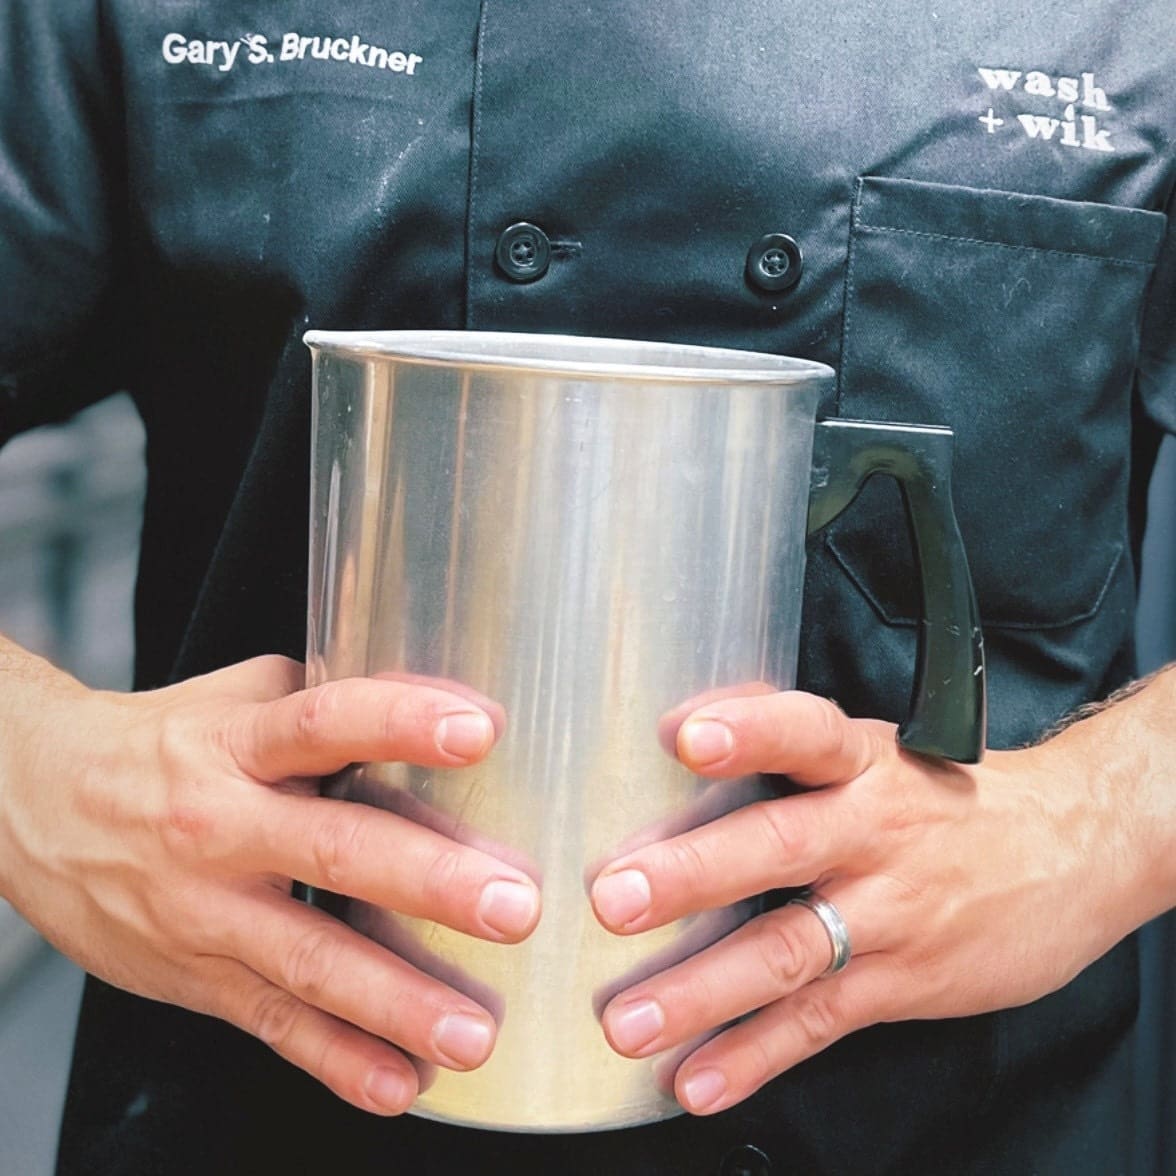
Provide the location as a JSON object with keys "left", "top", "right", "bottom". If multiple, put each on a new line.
{"left": 0, "top": 631, "right": 92, "bottom": 904}
{"left": 1030, "top": 662, "right": 1176, "bottom": 937}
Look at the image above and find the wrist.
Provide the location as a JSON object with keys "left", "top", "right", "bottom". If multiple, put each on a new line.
{"left": 1038, "top": 665, "right": 1176, "bottom": 937}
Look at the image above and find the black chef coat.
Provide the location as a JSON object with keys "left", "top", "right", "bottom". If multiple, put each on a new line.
{"left": 2, "top": 2, "right": 1174, "bottom": 1173}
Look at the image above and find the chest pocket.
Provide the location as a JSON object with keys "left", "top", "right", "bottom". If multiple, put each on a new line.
{"left": 829, "top": 176, "right": 1166, "bottom": 630}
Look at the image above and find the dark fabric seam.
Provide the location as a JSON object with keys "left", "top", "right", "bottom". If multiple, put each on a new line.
{"left": 853, "top": 223, "right": 1159, "bottom": 269}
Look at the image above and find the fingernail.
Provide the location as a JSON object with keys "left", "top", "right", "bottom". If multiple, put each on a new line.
{"left": 432, "top": 1012, "right": 495, "bottom": 1069}
{"left": 435, "top": 712, "right": 494, "bottom": 761}
{"left": 681, "top": 1067, "right": 729, "bottom": 1113}
{"left": 679, "top": 718, "right": 734, "bottom": 768}
{"left": 593, "top": 868, "right": 651, "bottom": 929}
{"left": 607, "top": 998, "right": 665, "bottom": 1055}
{"left": 478, "top": 879, "right": 540, "bottom": 938}
{"left": 365, "top": 1065, "right": 413, "bottom": 1112}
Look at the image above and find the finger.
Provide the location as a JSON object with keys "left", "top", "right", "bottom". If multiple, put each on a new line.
{"left": 673, "top": 690, "right": 888, "bottom": 786}
{"left": 245, "top": 790, "right": 541, "bottom": 942}
{"left": 672, "top": 954, "right": 900, "bottom": 1115}
{"left": 225, "top": 891, "right": 501, "bottom": 1073}
{"left": 656, "top": 681, "right": 777, "bottom": 757}
{"left": 591, "top": 791, "right": 867, "bottom": 933}
{"left": 602, "top": 891, "right": 874, "bottom": 1058}
{"left": 228, "top": 677, "right": 503, "bottom": 780}
{"left": 371, "top": 671, "right": 507, "bottom": 733}
{"left": 211, "top": 958, "right": 422, "bottom": 1115}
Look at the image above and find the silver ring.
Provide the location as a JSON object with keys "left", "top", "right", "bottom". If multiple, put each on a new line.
{"left": 787, "top": 888, "right": 852, "bottom": 977}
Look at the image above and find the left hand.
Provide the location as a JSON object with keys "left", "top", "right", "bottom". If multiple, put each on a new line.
{"left": 589, "top": 689, "right": 1150, "bottom": 1116}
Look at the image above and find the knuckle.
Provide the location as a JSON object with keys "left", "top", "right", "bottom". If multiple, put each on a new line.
{"left": 811, "top": 696, "right": 850, "bottom": 758}
{"left": 675, "top": 969, "right": 720, "bottom": 1020}
{"left": 420, "top": 847, "right": 471, "bottom": 913}
{"left": 757, "top": 800, "right": 803, "bottom": 862}
{"left": 250, "top": 987, "right": 304, "bottom": 1052}
{"left": 794, "top": 989, "right": 841, "bottom": 1051}
{"left": 310, "top": 1018, "right": 355, "bottom": 1087}
{"left": 756, "top": 914, "right": 809, "bottom": 989}
{"left": 310, "top": 807, "right": 368, "bottom": 890}
{"left": 659, "top": 837, "right": 712, "bottom": 898}
{"left": 253, "top": 653, "right": 303, "bottom": 686}
{"left": 380, "top": 687, "right": 422, "bottom": 745}
{"left": 159, "top": 772, "right": 221, "bottom": 857}
{"left": 283, "top": 924, "right": 341, "bottom": 1001}
{"left": 295, "top": 681, "right": 346, "bottom": 747}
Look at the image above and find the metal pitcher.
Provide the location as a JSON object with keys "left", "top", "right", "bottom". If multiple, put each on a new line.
{"left": 303, "top": 330, "right": 984, "bottom": 1132}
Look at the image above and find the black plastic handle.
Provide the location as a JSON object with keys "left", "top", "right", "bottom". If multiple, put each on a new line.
{"left": 807, "top": 418, "right": 986, "bottom": 763}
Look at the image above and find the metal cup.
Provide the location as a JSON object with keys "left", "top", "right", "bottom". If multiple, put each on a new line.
{"left": 303, "top": 331, "right": 984, "bottom": 1131}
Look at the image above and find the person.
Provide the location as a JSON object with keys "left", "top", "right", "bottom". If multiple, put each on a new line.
{"left": 1, "top": 1, "right": 1173, "bottom": 1172}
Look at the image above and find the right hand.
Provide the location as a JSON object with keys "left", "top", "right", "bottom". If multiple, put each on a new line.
{"left": 0, "top": 649, "right": 539, "bottom": 1115}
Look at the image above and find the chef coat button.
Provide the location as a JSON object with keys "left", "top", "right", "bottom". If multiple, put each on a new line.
{"left": 746, "top": 233, "right": 803, "bottom": 292}
{"left": 718, "top": 1144, "right": 773, "bottom": 1176}
{"left": 496, "top": 222, "right": 552, "bottom": 282}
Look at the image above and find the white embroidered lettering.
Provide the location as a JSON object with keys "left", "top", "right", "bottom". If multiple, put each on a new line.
{"left": 243, "top": 35, "right": 272, "bottom": 65}
{"left": 979, "top": 64, "right": 1117, "bottom": 155}
{"left": 1024, "top": 71, "right": 1055, "bottom": 97}
{"left": 978, "top": 67, "right": 1022, "bottom": 90}
{"left": 1016, "top": 114, "right": 1061, "bottom": 141}
{"left": 162, "top": 29, "right": 423, "bottom": 77}
{"left": 1082, "top": 72, "right": 1111, "bottom": 111}
{"left": 1082, "top": 116, "right": 1114, "bottom": 151}
{"left": 162, "top": 34, "right": 188, "bottom": 64}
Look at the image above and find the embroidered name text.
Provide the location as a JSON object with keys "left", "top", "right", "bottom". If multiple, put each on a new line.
{"left": 161, "top": 32, "right": 423, "bottom": 76}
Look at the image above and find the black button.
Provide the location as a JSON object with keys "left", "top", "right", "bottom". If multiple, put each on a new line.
{"left": 746, "top": 233, "right": 803, "bottom": 293}
{"left": 495, "top": 222, "right": 552, "bottom": 282}
{"left": 718, "top": 1144, "right": 773, "bottom": 1176}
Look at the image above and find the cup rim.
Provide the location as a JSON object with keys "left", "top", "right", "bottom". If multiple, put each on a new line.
{"left": 303, "top": 330, "right": 834, "bottom": 385}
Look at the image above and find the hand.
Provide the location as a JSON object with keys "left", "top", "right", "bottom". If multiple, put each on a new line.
{"left": 589, "top": 688, "right": 1163, "bottom": 1116}
{"left": 0, "top": 650, "right": 541, "bottom": 1115}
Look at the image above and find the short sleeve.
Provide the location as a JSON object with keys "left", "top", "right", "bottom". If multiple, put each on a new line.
{"left": 1140, "top": 184, "right": 1176, "bottom": 435}
{"left": 0, "top": 0, "right": 129, "bottom": 445}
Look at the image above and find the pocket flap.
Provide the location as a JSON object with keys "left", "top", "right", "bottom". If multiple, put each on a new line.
{"left": 855, "top": 176, "right": 1166, "bottom": 267}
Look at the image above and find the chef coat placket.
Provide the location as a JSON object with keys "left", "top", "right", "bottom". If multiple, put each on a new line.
{"left": 462, "top": 1, "right": 835, "bottom": 363}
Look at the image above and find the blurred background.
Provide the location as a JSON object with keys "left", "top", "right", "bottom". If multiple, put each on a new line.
{"left": 0, "top": 394, "right": 145, "bottom": 1175}
{"left": 0, "top": 401, "right": 1173, "bottom": 1173}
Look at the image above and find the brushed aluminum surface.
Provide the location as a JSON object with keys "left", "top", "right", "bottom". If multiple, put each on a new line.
{"left": 305, "top": 331, "right": 831, "bottom": 1130}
